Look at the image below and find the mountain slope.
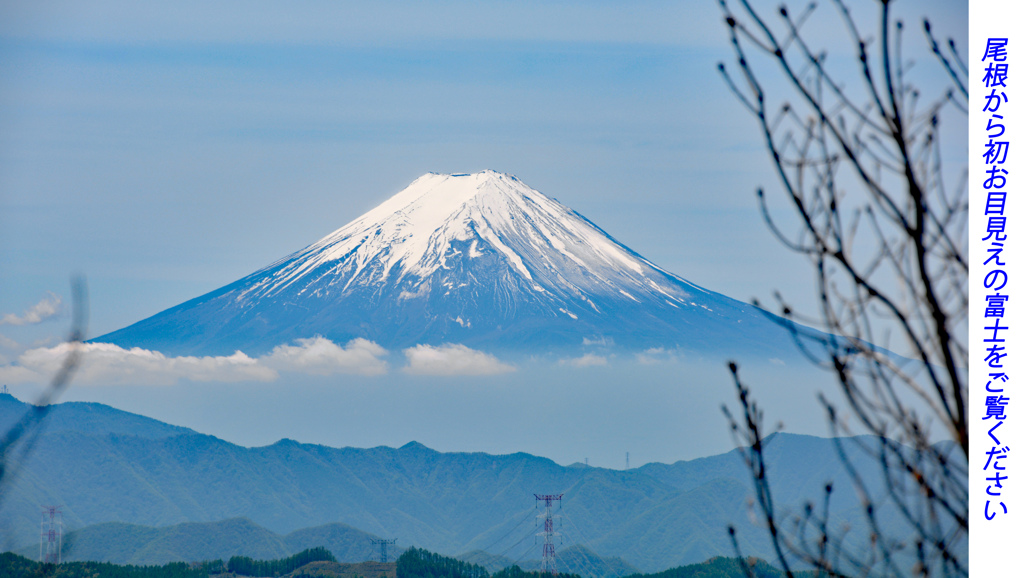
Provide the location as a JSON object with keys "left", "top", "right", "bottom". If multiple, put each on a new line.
{"left": 14, "top": 518, "right": 381, "bottom": 566}
{"left": 0, "top": 398, "right": 921, "bottom": 572}
{"left": 0, "top": 392, "right": 194, "bottom": 440}
{"left": 94, "top": 171, "right": 807, "bottom": 357}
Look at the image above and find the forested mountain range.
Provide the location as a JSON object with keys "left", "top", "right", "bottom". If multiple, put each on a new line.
{"left": 14, "top": 517, "right": 379, "bottom": 566}
{"left": 0, "top": 393, "right": 936, "bottom": 572}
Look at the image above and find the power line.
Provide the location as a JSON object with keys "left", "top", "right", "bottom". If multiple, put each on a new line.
{"left": 505, "top": 526, "right": 541, "bottom": 568}
{"left": 560, "top": 511, "right": 600, "bottom": 562}
{"left": 563, "top": 506, "right": 645, "bottom": 573}
{"left": 478, "top": 509, "right": 536, "bottom": 555}
{"left": 496, "top": 524, "right": 538, "bottom": 561}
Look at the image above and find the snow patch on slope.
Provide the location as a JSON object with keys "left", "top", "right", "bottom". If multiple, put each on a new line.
{"left": 248, "top": 171, "right": 693, "bottom": 310}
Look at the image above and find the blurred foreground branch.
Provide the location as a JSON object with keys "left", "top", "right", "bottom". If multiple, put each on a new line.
{"left": 0, "top": 276, "right": 88, "bottom": 506}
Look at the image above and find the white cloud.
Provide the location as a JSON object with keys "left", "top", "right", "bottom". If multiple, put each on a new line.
{"left": 0, "top": 337, "right": 390, "bottom": 385}
{"left": 4, "top": 342, "right": 276, "bottom": 385}
{"left": 0, "top": 293, "right": 62, "bottom": 326}
{"left": 0, "top": 335, "right": 20, "bottom": 349}
{"left": 0, "top": 335, "right": 24, "bottom": 365}
{"left": 0, "top": 364, "right": 40, "bottom": 384}
{"left": 635, "top": 347, "right": 683, "bottom": 364}
{"left": 561, "top": 353, "right": 608, "bottom": 368}
{"left": 402, "top": 344, "right": 515, "bottom": 376}
{"left": 264, "top": 337, "right": 388, "bottom": 376}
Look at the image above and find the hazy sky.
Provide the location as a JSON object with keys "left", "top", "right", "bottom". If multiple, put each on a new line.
{"left": 0, "top": 1, "right": 968, "bottom": 465}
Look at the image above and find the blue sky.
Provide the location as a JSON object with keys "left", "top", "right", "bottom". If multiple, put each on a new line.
{"left": 0, "top": 1, "right": 968, "bottom": 465}
{"left": 0, "top": 1, "right": 811, "bottom": 337}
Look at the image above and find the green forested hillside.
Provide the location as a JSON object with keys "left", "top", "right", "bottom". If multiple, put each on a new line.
{"left": 0, "top": 552, "right": 222, "bottom": 578}
{"left": 0, "top": 551, "right": 394, "bottom": 578}
{"left": 398, "top": 547, "right": 490, "bottom": 578}
{"left": 228, "top": 546, "right": 336, "bottom": 576}
{"left": 0, "top": 394, "right": 929, "bottom": 572}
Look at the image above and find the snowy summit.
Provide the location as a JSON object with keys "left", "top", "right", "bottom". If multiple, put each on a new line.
{"left": 96, "top": 171, "right": 795, "bottom": 357}
{"left": 260, "top": 170, "right": 685, "bottom": 310}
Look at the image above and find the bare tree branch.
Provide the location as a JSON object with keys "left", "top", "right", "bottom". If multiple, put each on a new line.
{"left": 716, "top": 0, "right": 967, "bottom": 575}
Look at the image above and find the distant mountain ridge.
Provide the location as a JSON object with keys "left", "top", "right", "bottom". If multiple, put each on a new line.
{"left": 10, "top": 515, "right": 634, "bottom": 576}
{"left": 0, "top": 394, "right": 934, "bottom": 573}
{"left": 14, "top": 517, "right": 381, "bottom": 566}
{"left": 93, "top": 171, "right": 814, "bottom": 358}
{"left": 0, "top": 392, "right": 194, "bottom": 439}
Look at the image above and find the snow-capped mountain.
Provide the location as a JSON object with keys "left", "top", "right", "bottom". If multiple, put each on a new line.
{"left": 96, "top": 171, "right": 799, "bottom": 357}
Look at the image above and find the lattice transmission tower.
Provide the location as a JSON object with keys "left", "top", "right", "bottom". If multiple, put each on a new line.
{"left": 534, "top": 494, "right": 563, "bottom": 575}
{"left": 369, "top": 538, "right": 397, "bottom": 563}
{"left": 40, "top": 506, "right": 62, "bottom": 564}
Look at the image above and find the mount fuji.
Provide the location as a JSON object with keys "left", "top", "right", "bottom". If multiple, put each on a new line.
{"left": 96, "top": 171, "right": 805, "bottom": 358}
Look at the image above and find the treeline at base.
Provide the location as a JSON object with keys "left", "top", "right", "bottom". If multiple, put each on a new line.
{"left": 396, "top": 548, "right": 577, "bottom": 578}
{"left": 621, "top": 557, "right": 815, "bottom": 578}
{"left": 0, "top": 547, "right": 334, "bottom": 578}
{"left": 227, "top": 546, "right": 336, "bottom": 576}
{"left": 395, "top": 548, "right": 807, "bottom": 578}
{"left": 2, "top": 545, "right": 807, "bottom": 578}
{"left": 0, "top": 552, "right": 223, "bottom": 578}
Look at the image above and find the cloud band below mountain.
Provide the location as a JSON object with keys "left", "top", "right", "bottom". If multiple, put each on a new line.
{"left": 0, "top": 337, "right": 388, "bottom": 385}
{"left": 402, "top": 344, "right": 516, "bottom": 376}
{"left": 0, "top": 338, "right": 524, "bottom": 384}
